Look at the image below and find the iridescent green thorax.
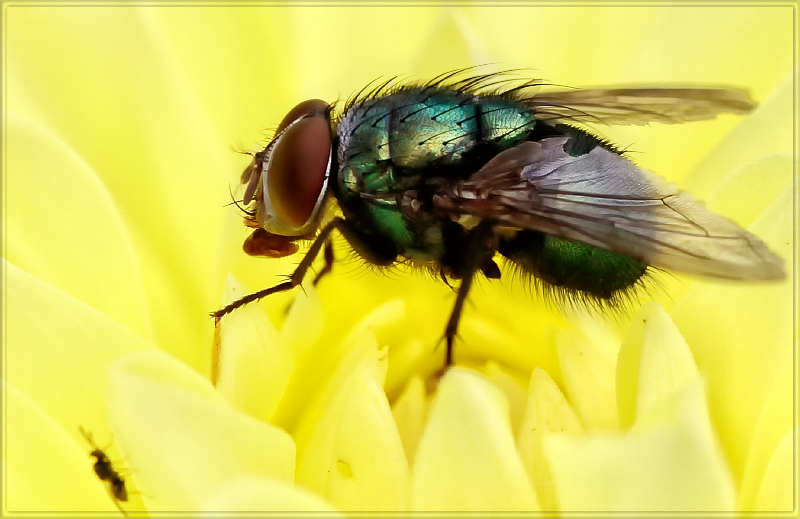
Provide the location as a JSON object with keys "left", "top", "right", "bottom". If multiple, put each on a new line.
{"left": 334, "top": 86, "right": 536, "bottom": 262}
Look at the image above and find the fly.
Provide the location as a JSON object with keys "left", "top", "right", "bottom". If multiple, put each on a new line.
{"left": 213, "top": 70, "right": 785, "bottom": 367}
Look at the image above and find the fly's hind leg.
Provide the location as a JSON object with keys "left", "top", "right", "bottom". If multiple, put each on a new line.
{"left": 443, "top": 219, "right": 497, "bottom": 367}
{"left": 212, "top": 217, "right": 397, "bottom": 323}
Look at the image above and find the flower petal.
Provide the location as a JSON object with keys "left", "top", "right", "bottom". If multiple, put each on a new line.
{"left": 107, "top": 350, "right": 296, "bottom": 512}
{"left": 753, "top": 428, "right": 794, "bottom": 511}
{"left": 547, "top": 378, "right": 735, "bottom": 511}
{"left": 616, "top": 302, "right": 699, "bottom": 429}
{"left": 391, "top": 375, "right": 429, "bottom": 466}
{"left": 457, "top": 287, "right": 566, "bottom": 376}
{"left": 215, "top": 275, "right": 295, "bottom": 423}
{"left": 482, "top": 361, "right": 529, "bottom": 435}
{"left": 738, "top": 356, "right": 794, "bottom": 511}
{"left": 276, "top": 299, "right": 405, "bottom": 435}
{"left": 553, "top": 327, "right": 617, "bottom": 430}
{"left": 5, "top": 114, "right": 151, "bottom": 339}
{"left": 5, "top": 381, "right": 125, "bottom": 513}
{"left": 200, "top": 476, "right": 343, "bottom": 514}
{"left": 684, "top": 71, "right": 794, "bottom": 197}
{"left": 411, "top": 368, "right": 539, "bottom": 511}
{"left": 296, "top": 343, "right": 409, "bottom": 511}
{"left": 670, "top": 183, "right": 793, "bottom": 481}
{"left": 4, "top": 259, "right": 153, "bottom": 435}
{"left": 411, "top": 7, "right": 494, "bottom": 79}
{"left": 320, "top": 271, "right": 449, "bottom": 388}
{"left": 278, "top": 282, "right": 325, "bottom": 363}
{"left": 707, "top": 153, "right": 795, "bottom": 228}
{"left": 517, "top": 367, "right": 583, "bottom": 512}
{"left": 7, "top": 6, "right": 240, "bottom": 372}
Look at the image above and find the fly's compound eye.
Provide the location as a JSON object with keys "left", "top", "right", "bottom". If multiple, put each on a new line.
{"left": 259, "top": 99, "right": 332, "bottom": 236}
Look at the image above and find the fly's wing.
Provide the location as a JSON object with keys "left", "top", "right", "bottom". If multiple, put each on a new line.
{"left": 526, "top": 88, "right": 755, "bottom": 126}
{"left": 434, "top": 138, "right": 784, "bottom": 280}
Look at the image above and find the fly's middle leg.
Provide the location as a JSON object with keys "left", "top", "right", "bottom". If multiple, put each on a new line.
{"left": 443, "top": 219, "right": 498, "bottom": 367}
{"left": 312, "top": 239, "right": 335, "bottom": 286}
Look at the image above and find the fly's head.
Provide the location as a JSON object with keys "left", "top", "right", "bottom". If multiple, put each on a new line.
{"left": 240, "top": 99, "right": 333, "bottom": 257}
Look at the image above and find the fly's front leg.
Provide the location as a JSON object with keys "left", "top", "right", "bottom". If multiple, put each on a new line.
{"left": 444, "top": 219, "right": 497, "bottom": 367}
{"left": 212, "top": 217, "right": 397, "bottom": 323}
{"left": 212, "top": 219, "right": 340, "bottom": 323}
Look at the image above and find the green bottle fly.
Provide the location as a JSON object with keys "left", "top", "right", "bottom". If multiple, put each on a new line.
{"left": 216, "top": 70, "right": 784, "bottom": 367}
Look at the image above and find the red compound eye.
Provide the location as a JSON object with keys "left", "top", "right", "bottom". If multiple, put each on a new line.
{"left": 265, "top": 99, "right": 331, "bottom": 230}
{"left": 276, "top": 99, "right": 329, "bottom": 133}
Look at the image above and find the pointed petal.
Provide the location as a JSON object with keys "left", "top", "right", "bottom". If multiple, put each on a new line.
{"left": 547, "top": 379, "right": 735, "bottom": 511}
{"left": 482, "top": 361, "right": 529, "bottom": 435}
{"left": 215, "top": 275, "right": 295, "bottom": 422}
{"left": 411, "top": 368, "right": 539, "bottom": 511}
{"left": 517, "top": 368, "right": 583, "bottom": 511}
{"left": 553, "top": 327, "right": 617, "bottom": 430}
{"left": 296, "top": 346, "right": 409, "bottom": 511}
{"left": 616, "top": 302, "right": 699, "bottom": 429}
{"left": 391, "top": 376, "right": 429, "bottom": 466}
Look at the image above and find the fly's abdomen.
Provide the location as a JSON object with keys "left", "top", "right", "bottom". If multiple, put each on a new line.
{"left": 499, "top": 231, "right": 648, "bottom": 301}
{"left": 335, "top": 87, "right": 537, "bottom": 261}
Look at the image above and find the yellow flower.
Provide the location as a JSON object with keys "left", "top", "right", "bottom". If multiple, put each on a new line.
{"left": 3, "top": 3, "right": 793, "bottom": 515}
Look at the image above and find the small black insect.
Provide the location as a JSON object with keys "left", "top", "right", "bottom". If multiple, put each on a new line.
{"left": 214, "top": 69, "right": 784, "bottom": 367}
{"left": 79, "top": 427, "right": 129, "bottom": 515}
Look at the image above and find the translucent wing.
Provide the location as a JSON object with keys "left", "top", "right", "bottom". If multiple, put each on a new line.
{"left": 526, "top": 88, "right": 755, "bottom": 126}
{"left": 434, "top": 137, "right": 784, "bottom": 280}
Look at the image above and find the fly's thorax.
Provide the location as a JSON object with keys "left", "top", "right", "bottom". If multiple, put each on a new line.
{"left": 477, "top": 95, "right": 539, "bottom": 149}
{"left": 334, "top": 87, "right": 537, "bottom": 262}
{"left": 336, "top": 87, "right": 537, "bottom": 179}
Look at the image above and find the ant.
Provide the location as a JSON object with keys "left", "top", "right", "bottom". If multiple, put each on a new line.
{"left": 78, "top": 427, "right": 130, "bottom": 516}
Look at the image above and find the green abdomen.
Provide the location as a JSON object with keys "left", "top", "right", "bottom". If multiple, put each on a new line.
{"left": 498, "top": 231, "right": 648, "bottom": 302}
